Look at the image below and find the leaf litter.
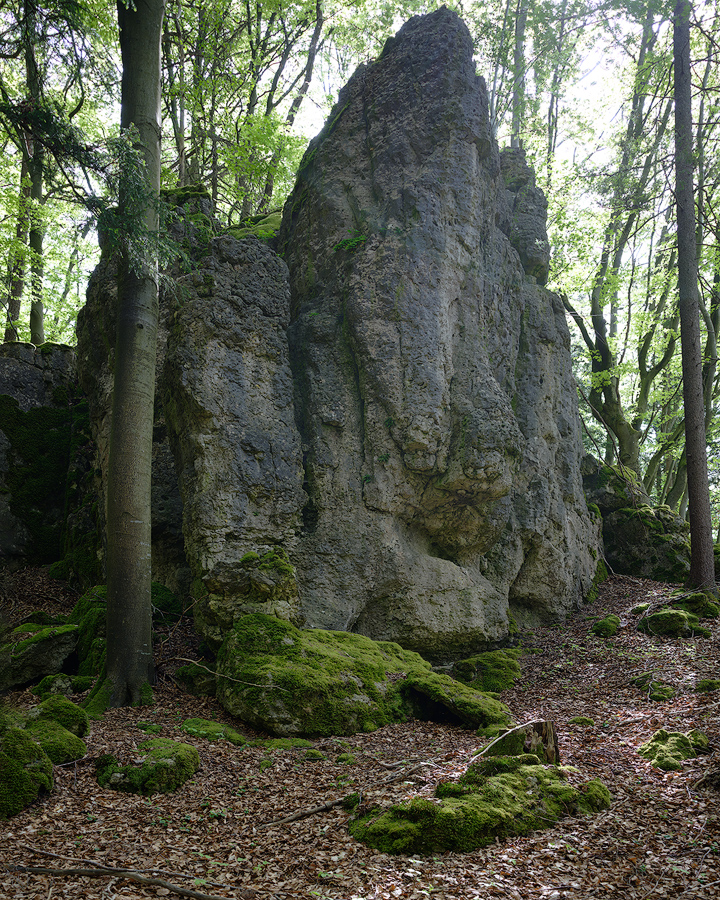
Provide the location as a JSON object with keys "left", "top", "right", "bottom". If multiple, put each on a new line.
{"left": 1, "top": 571, "right": 719, "bottom": 899}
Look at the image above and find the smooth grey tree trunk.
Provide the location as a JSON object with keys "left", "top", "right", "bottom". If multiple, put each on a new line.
{"left": 105, "top": 0, "right": 166, "bottom": 707}
{"left": 673, "top": 0, "right": 715, "bottom": 589}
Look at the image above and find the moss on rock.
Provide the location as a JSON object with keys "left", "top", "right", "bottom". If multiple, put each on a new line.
{"left": 350, "top": 754, "right": 610, "bottom": 854}
{"left": 25, "top": 719, "right": 87, "bottom": 764}
{"left": 638, "top": 729, "right": 699, "bottom": 770}
{"left": 451, "top": 649, "right": 522, "bottom": 692}
{"left": 95, "top": 738, "right": 200, "bottom": 795}
{"left": 175, "top": 662, "right": 217, "bottom": 697}
{"left": 569, "top": 716, "right": 595, "bottom": 727}
{"left": 29, "top": 696, "right": 89, "bottom": 737}
{"left": 669, "top": 591, "right": 720, "bottom": 619}
{"left": 695, "top": 678, "right": 720, "bottom": 693}
{"left": 181, "top": 718, "right": 246, "bottom": 745}
{"left": 402, "top": 671, "right": 513, "bottom": 731}
{"left": 67, "top": 585, "right": 107, "bottom": 676}
{"left": 637, "top": 608, "right": 711, "bottom": 638}
{"left": 31, "top": 674, "right": 94, "bottom": 700}
{"left": 0, "top": 727, "right": 54, "bottom": 818}
{"left": 591, "top": 615, "right": 620, "bottom": 637}
{"left": 216, "top": 614, "right": 432, "bottom": 736}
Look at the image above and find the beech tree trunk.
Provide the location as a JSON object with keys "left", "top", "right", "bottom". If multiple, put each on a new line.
{"left": 673, "top": 0, "right": 715, "bottom": 589}
{"left": 105, "top": 0, "right": 166, "bottom": 707}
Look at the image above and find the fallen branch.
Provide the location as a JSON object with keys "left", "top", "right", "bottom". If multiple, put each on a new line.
{"left": 159, "top": 656, "right": 290, "bottom": 692}
{"left": 16, "top": 845, "right": 230, "bottom": 890}
{"left": 6, "top": 865, "right": 243, "bottom": 900}
{"left": 259, "top": 756, "right": 441, "bottom": 828}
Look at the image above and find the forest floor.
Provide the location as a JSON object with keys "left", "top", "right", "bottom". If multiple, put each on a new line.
{"left": 1, "top": 570, "right": 720, "bottom": 900}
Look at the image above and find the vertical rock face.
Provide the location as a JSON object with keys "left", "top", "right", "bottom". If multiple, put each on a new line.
{"left": 162, "top": 236, "right": 305, "bottom": 647}
{"left": 277, "top": 7, "right": 600, "bottom": 658}
{"left": 0, "top": 343, "right": 76, "bottom": 564}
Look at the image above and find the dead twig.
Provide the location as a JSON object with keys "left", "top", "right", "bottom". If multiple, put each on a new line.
{"left": 16, "top": 846, "right": 230, "bottom": 890}
{"left": 6, "top": 865, "right": 246, "bottom": 900}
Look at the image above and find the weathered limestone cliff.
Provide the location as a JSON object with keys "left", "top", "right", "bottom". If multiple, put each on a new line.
{"left": 273, "top": 6, "right": 601, "bottom": 657}
{"left": 76, "top": 8, "right": 601, "bottom": 662}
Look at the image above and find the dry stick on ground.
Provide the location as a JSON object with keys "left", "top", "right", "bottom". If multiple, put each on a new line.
{"left": 6, "top": 866, "right": 259, "bottom": 900}
{"left": 16, "top": 846, "right": 232, "bottom": 891}
{"left": 260, "top": 757, "right": 445, "bottom": 828}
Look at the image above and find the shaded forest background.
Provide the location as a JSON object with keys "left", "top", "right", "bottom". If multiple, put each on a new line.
{"left": 1, "top": 0, "right": 720, "bottom": 528}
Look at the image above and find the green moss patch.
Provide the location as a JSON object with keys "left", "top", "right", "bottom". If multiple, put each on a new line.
{"left": 175, "top": 662, "right": 217, "bottom": 697}
{"left": 451, "top": 649, "right": 522, "bottom": 692}
{"left": 227, "top": 209, "right": 282, "bottom": 243}
{"left": 27, "top": 696, "right": 89, "bottom": 738}
{"left": 591, "top": 615, "right": 620, "bottom": 637}
{"left": 32, "top": 674, "right": 94, "bottom": 700}
{"left": 151, "top": 583, "right": 184, "bottom": 625}
{"left": 637, "top": 608, "right": 711, "bottom": 638}
{"left": 216, "top": 614, "right": 432, "bottom": 736}
{"left": 695, "top": 678, "right": 720, "bottom": 693}
{"left": 25, "top": 719, "right": 87, "bottom": 764}
{"left": 67, "top": 585, "right": 107, "bottom": 676}
{"left": 95, "top": 738, "right": 200, "bottom": 795}
{"left": 181, "top": 718, "right": 246, "bottom": 745}
{"left": 669, "top": 591, "right": 720, "bottom": 619}
{"left": 402, "top": 672, "right": 513, "bottom": 732}
{"left": 638, "top": 729, "right": 703, "bottom": 771}
{"left": 569, "top": 716, "right": 595, "bottom": 727}
{"left": 0, "top": 727, "right": 54, "bottom": 819}
{"left": 350, "top": 755, "right": 610, "bottom": 854}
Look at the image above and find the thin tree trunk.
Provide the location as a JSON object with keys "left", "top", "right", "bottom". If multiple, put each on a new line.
{"left": 673, "top": 0, "right": 715, "bottom": 588}
{"left": 4, "top": 156, "right": 30, "bottom": 342}
{"left": 105, "top": 0, "right": 166, "bottom": 707}
{"left": 25, "top": 0, "right": 44, "bottom": 345}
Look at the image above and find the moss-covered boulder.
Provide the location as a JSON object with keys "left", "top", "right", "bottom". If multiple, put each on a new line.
{"left": 0, "top": 727, "right": 54, "bottom": 818}
{"left": 227, "top": 209, "right": 282, "bottom": 243}
{"left": 638, "top": 729, "right": 704, "bottom": 771}
{"left": 695, "top": 678, "right": 720, "bottom": 693}
{"left": 669, "top": 591, "right": 720, "bottom": 619}
{"left": 350, "top": 754, "right": 610, "bottom": 854}
{"left": 591, "top": 615, "right": 620, "bottom": 637}
{"left": 151, "top": 582, "right": 184, "bottom": 625}
{"left": 31, "top": 673, "right": 94, "bottom": 700}
{"left": 25, "top": 719, "right": 87, "bottom": 764}
{"left": 631, "top": 673, "right": 675, "bottom": 701}
{"left": 603, "top": 505, "right": 690, "bottom": 583}
{"left": 402, "top": 672, "right": 513, "bottom": 733}
{"left": 451, "top": 649, "right": 522, "bottom": 691}
{"left": 637, "top": 608, "right": 711, "bottom": 638}
{"left": 30, "top": 696, "right": 90, "bottom": 737}
{"left": 181, "top": 718, "right": 246, "bottom": 745}
{"left": 175, "top": 662, "right": 217, "bottom": 697}
{"left": 94, "top": 738, "right": 200, "bottom": 794}
{"left": 216, "top": 614, "right": 433, "bottom": 736}
{"left": 0, "top": 623, "right": 78, "bottom": 692}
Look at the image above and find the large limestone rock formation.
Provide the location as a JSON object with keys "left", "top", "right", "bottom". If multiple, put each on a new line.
{"left": 274, "top": 7, "right": 600, "bottom": 657}
{"left": 77, "top": 8, "right": 601, "bottom": 662}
